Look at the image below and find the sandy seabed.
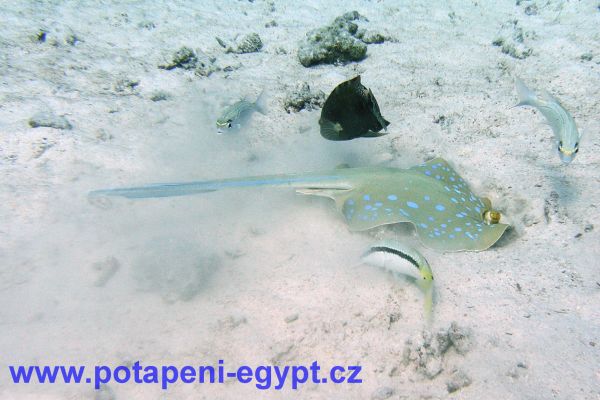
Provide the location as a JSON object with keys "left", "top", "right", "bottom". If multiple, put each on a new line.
{"left": 1, "top": 1, "right": 599, "bottom": 399}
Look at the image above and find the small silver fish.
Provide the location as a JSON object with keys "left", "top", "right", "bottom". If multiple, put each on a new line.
{"left": 216, "top": 91, "right": 266, "bottom": 134}
{"left": 514, "top": 77, "right": 581, "bottom": 164}
{"left": 361, "top": 241, "right": 434, "bottom": 321}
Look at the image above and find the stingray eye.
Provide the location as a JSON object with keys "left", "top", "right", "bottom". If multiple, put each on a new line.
{"left": 227, "top": 121, "right": 232, "bottom": 128}
{"left": 558, "top": 141, "right": 563, "bottom": 151}
{"left": 483, "top": 210, "right": 501, "bottom": 225}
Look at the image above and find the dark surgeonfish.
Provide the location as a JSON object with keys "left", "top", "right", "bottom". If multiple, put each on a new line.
{"left": 319, "top": 75, "right": 390, "bottom": 141}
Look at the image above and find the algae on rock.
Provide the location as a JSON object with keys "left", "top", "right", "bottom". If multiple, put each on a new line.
{"left": 297, "top": 11, "right": 368, "bottom": 67}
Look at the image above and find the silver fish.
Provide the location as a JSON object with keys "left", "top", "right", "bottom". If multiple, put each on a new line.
{"left": 514, "top": 77, "right": 581, "bottom": 164}
{"left": 361, "top": 240, "right": 434, "bottom": 321}
{"left": 216, "top": 91, "right": 266, "bottom": 134}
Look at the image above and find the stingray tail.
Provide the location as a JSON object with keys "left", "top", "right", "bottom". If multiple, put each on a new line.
{"left": 88, "top": 173, "right": 345, "bottom": 200}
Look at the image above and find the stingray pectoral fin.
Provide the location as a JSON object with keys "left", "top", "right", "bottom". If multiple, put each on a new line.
{"left": 416, "top": 221, "right": 509, "bottom": 252}
{"left": 345, "top": 214, "right": 411, "bottom": 231}
{"left": 337, "top": 191, "right": 412, "bottom": 231}
{"left": 295, "top": 187, "right": 352, "bottom": 199}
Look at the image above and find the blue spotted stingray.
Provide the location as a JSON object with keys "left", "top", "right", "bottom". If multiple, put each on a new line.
{"left": 90, "top": 158, "right": 509, "bottom": 252}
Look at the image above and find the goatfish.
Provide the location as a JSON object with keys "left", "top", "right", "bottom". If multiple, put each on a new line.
{"left": 216, "top": 91, "right": 266, "bottom": 134}
{"left": 361, "top": 241, "right": 434, "bottom": 322}
{"left": 514, "top": 77, "right": 581, "bottom": 164}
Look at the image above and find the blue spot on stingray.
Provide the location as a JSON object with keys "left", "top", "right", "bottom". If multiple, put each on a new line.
{"left": 441, "top": 223, "right": 447, "bottom": 228}
{"left": 432, "top": 164, "right": 438, "bottom": 169}
{"left": 399, "top": 209, "right": 409, "bottom": 217}
{"left": 434, "top": 231, "right": 441, "bottom": 236}
{"left": 465, "top": 232, "right": 475, "bottom": 240}
{"left": 451, "top": 197, "right": 458, "bottom": 203}
{"left": 347, "top": 199, "right": 355, "bottom": 205}
{"left": 456, "top": 213, "right": 464, "bottom": 218}
{"left": 365, "top": 205, "right": 372, "bottom": 210}
{"left": 424, "top": 195, "right": 431, "bottom": 201}
{"left": 475, "top": 206, "right": 481, "bottom": 213}
{"left": 419, "top": 223, "right": 428, "bottom": 228}
{"left": 450, "top": 176, "right": 455, "bottom": 182}
{"left": 449, "top": 234, "right": 455, "bottom": 239}
{"left": 477, "top": 228, "right": 483, "bottom": 232}
{"left": 385, "top": 208, "right": 392, "bottom": 213}
{"left": 466, "top": 222, "right": 471, "bottom": 226}
{"left": 407, "top": 201, "right": 419, "bottom": 209}
{"left": 435, "top": 204, "right": 446, "bottom": 211}
{"left": 454, "top": 227, "right": 462, "bottom": 232}
{"left": 444, "top": 186, "right": 451, "bottom": 192}
{"left": 375, "top": 202, "right": 383, "bottom": 207}
{"left": 387, "top": 195, "right": 397, "bottom": 201}
{"left": 435, "top": 175, "right": 441, "bottom": 180}
{"left": 428, "top": 216, "right": 435, "bottom": 221}
{"left": 425, "top": 170, "right": 432, "bottom": 176}
{"left": 363, "top": 194, "right": 370, "bottom": 201}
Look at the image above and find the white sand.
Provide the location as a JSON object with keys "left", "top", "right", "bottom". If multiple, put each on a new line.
{"left": 1, "top": 1, "right": 599, "bottom": 398}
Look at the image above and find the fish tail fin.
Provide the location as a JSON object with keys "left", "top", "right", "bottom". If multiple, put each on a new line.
{"left": 423, "top": 285, "right": 434, "bottom": 325}
{"left": 88, "top": 173, "right": 345, "bottom": 200}
{"left": 254, "top": 89, "right": 268, "bottom": 115}
{"left": 514, "top": 76, "right": 538, "bottom": 107}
